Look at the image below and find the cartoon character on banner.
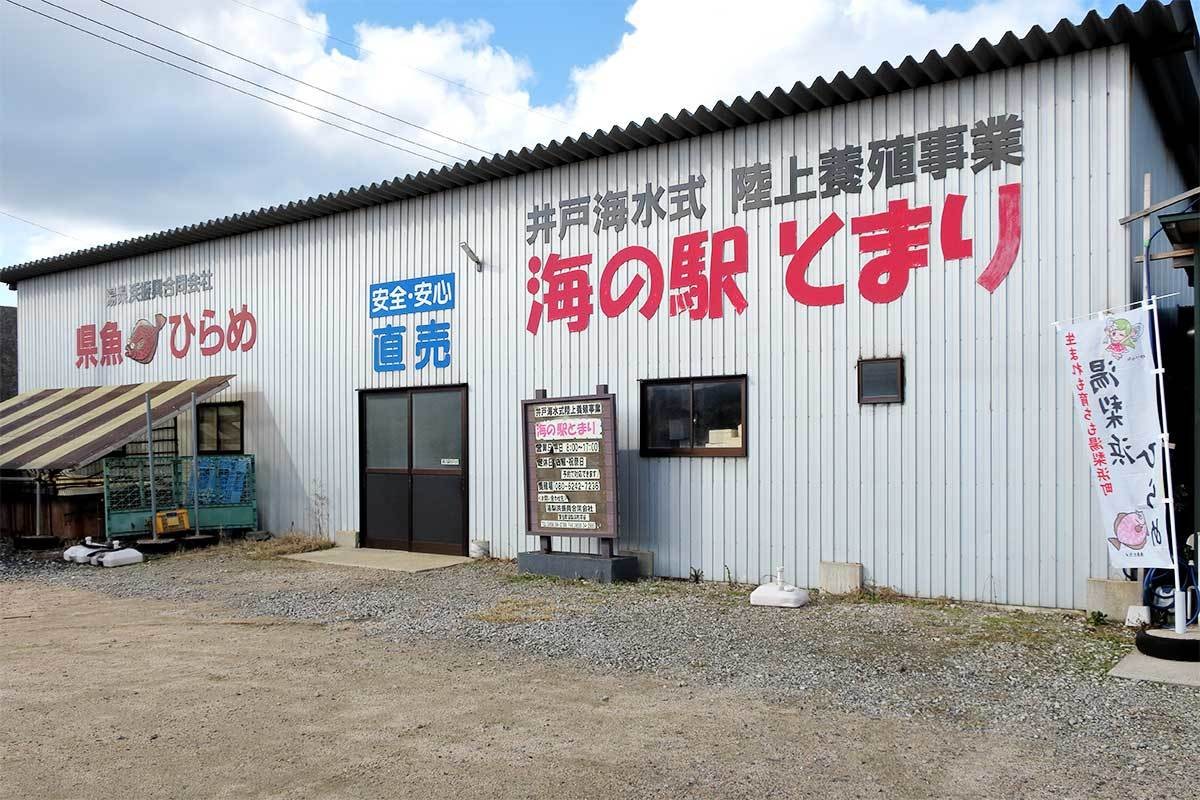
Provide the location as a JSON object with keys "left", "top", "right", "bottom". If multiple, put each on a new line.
{"left": 1103, "top": 318, "right": 1142, "bottom": 360}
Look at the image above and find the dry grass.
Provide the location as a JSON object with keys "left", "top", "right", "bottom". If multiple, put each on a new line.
{"left": 470, "top": 597, "right": 559, "bottom": 624}
{"left": 238, "top": 533, "right": 334, "bottom": 560}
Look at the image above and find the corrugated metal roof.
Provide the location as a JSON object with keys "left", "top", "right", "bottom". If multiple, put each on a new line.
{"left": 2, "top": 0, "right": 1196, "bottom": 284}
{"left": 0, "top": 376, "right": 233, "bottom": 470}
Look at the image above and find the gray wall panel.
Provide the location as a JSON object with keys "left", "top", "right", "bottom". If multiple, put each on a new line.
{"left": 16, "top": 46, "right": 1149, "bottom": 608}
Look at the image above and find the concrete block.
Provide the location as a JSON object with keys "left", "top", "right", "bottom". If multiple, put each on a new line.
{"left": 620, "top": 548, "right": 654, "bottom": 578}
{"left": 1086, "top": 578, "right": 1141, "bottom": 621}
{"left": 334, "top": 530, "right": 359, "bottom": 549}
{"left": 819, "top": 561, "right": 863, "bottom": 594}
{"left": 517, "top": 551, "right": 639, "bottom": 583}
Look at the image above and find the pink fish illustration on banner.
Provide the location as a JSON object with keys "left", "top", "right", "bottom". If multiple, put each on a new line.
{"left": 1108, "top": 511, "right": 1148, "bottom": 551}
{"left": 126, "top": 313, "right": 167, "bottom": 364}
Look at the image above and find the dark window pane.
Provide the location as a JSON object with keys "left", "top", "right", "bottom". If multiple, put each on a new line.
{"left": 693, "top": 379, "right": 743, "bottom": 449}
{"left": 364, "top": 393, "right": 409, "bottom": 469}
{"left": 217, "top": 404, "right": 242, "bottom": 452}
{"left": 645, "top": 382, "right": 692, "bottom": 449}
{"left": 198, "top": 407, "right": 218, "bottom": 452}
{"left": 860, "top": 360, "right": 902, "bottom": 402}
{"left": 411, "top": 390, "right": 463, "bottom": 469}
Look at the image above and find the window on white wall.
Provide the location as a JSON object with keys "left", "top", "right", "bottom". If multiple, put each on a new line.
{"left": 640, "top": 376, "right": 747, "bottom": 457}
{"left": 197, "top": 401, "right": 244, "bottom": 454}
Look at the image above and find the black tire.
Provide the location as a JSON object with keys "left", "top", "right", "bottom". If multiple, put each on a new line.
{"left": 1135, "top": 628, "right": 1200, "bottom": 662}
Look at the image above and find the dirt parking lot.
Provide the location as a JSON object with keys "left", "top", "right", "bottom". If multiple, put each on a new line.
{"left": 1, "top": 546, "right": 1196, "bottom": 799}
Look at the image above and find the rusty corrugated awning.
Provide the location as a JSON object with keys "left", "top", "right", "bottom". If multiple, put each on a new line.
{"left": 0, "top": 376, "right": 234, "bottom": 471}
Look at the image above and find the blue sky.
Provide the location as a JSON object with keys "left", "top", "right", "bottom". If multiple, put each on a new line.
{"left": 306, "top": 0, "right": 1118, "bottom": 110}
{"left": 1, "top": 0, "right": 1111, "bottom": 307}
{"left": 309, "top": 0, "right": 635, "bottom": 108}
{"left": 307, "top": 0, "right": 1120, "bottom": 108}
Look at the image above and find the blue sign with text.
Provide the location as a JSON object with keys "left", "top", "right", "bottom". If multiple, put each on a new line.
{"left": 368, "top": 273, "right": 455, "bottom": 318}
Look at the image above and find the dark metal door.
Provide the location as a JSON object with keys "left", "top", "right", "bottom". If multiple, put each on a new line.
{"left": 359, "top": 386, "right": 467, "bottom": 555}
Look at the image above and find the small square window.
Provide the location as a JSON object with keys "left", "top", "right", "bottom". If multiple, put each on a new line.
{"left": 858, "top": 358, "right": 904, "bottom": 404}
{"left": 197, "top": 401, "right": 244, "bottom": 454}
{"left": 640, "top": 375, "right": 747, "bottom": 457}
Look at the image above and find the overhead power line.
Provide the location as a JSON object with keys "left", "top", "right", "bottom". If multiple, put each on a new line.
{"left": 0, "top": 209, "right": 83, "bottom": 241}
{"left": 32, "top": 0, "right": 470, "bottom": 164}
{"left": 2, "top": 0, "right": 455, "bottom": 166}
{"left": 96, "top": 0, "right": 492, "bottom": 156}
{"left": 225, "top": 0, "right": 570, "bottom": 126}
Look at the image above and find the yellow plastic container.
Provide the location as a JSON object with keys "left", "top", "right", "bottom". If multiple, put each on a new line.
{"left": 154, "top": 508, "right": 190, "bottom": 534}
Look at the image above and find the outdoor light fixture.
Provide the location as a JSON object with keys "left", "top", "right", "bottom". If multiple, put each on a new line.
{"left": 459, "top": 241, "right": 484, "bottom": 272}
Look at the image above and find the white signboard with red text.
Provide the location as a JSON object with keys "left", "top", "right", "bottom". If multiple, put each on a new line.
{"left": 1059, "top": 308, "right": 1173, "bottom": 569}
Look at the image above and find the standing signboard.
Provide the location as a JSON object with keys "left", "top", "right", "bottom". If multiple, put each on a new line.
{"left": 522, "top": 388, "right": 619, "bottom": 551}
{"left": 1058, "top": 306, "right": 1174, "bottom": 569}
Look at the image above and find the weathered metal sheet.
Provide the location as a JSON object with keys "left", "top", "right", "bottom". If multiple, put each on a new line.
{"left": 0, "top": 376, "right": 233, "bottom": 470}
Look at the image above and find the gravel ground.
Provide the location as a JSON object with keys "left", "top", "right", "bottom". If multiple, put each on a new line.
{"left": 3, "top": 541, "right": 1197, "bottom": 768}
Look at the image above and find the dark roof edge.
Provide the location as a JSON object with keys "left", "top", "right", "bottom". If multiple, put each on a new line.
{"left": 3, "top": 0, "right": 1196, "bottom": 285}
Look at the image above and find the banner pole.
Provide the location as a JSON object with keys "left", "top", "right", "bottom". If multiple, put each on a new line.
{"left": 1147, "top": 299, "right": 1187, "bottom": 633}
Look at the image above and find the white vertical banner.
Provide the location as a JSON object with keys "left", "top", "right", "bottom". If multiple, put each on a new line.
{"left": 1059, "top": 307, "right": 1174, "bottom": 569}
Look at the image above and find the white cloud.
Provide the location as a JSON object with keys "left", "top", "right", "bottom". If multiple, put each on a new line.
{"left": 564, "top": 0, "right": 1086, "bottom": 133}
{"left": 0, "top": 0, "right": 1088, "bottom": 302}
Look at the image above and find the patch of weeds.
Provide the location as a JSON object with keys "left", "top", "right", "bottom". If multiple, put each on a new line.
{"left": 503, "top": 572, "right": 568, "bottom": 586}
{"left": 470, "top": 597, "right": 559, "bottom": 624}
{"left": 463, "top": 556, "right": 512, "bottom": 568}
{"left": 819, "top": 585, "right": 952, "bottom": 609}
{"left": 1085, "top": 610, "right": 1108, "bottom": 627}
{"left": 688, "top": 567, "right": 704, "bottom": 583}
{"left": 239, "top": 533, "right": 334, "bottom": 560}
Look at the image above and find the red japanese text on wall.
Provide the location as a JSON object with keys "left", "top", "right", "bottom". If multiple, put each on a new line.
{"left": 524, "top": 114, "right": 1023, "bottom": 335}
{"left": 74, "top": 305, "right": 258, "bottom": 368}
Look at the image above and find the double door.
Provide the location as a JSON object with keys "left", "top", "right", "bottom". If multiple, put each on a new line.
{"left": 359, "top": 386, "right": 467, "bottom": 555}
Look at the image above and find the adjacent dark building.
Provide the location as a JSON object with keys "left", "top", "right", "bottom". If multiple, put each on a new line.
{"left": 0, "top": 305, "right": 16, "bottom": 401}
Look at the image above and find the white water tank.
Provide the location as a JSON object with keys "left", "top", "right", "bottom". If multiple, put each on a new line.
{"left": 750, "top": 567, "right": 810, "bottom": 608}
{"left": 91, "top": 547, "right": 144, "bottom": 567}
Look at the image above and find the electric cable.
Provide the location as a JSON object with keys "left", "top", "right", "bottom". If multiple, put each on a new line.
{"left": 95, "top": 0, "right": 492, "bottom": 156}
{"left": 0, "top": 209, "right": 83, "bottom": 241}
{"left": 225, "top": 0, "right": 570, "bottom": 126}
{"left": 2, "top": 0, "right": 455, "bottom": 167}
{"left": 30, "top": 0, "right": 470, "bottom": 164}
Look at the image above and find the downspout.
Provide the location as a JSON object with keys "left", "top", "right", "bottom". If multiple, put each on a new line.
{"left": 1193, "top": 242, "right": 1199, "bottom": 625}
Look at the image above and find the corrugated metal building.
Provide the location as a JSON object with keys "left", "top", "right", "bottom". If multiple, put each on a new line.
{"left": 3, "top": 2, "right": 1198, "bottom": 608}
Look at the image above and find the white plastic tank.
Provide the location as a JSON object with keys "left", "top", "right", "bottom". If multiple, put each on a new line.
{"left": 750, "top": 567, "right": 810, "bottom": 608}
{"left": 63, "top": 538, "right": 110, "bottom": 564}
{"left": 91, "top": 547, "right": 144, "bottom": 568}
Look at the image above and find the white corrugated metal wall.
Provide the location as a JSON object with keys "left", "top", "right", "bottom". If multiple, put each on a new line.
{"left": 16, "top": 45, "right": 1152, "bottom": 608}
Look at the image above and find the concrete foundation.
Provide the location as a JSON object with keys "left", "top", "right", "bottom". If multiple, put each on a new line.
{"left": 620, "top": 548, "right": 655, "bottom": 578}
{"left": 285, "top": 547, "right": 468, "bottom": 573}
{"left": 1109, "top": 628, "right": 1200, "bottom": 687}
{"left": 1085, "top": 578, "right": 1141, "bottom": 621}
{"left": 518, "top": 551, "right": 639, "bottom": 583}
{"left": 819, "top": 561, "right": 863, "bottom": 594}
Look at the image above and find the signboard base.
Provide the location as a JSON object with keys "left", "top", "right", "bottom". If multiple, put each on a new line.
{"left": 517, "top": 550, "right": 639, "bottom": 584}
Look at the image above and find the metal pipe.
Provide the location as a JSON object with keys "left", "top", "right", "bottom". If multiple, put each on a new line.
{"left": 191, "top": 391, "right": 199, "bottom": 537}
{"left": 34, "top": 475, "right": 41, "bottom": 537}
{"left": 145, "top": 393, "right": 157, "bottom": 540}
{"left": 1147, "top": 298, "right": 1186, "bottom": 634}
